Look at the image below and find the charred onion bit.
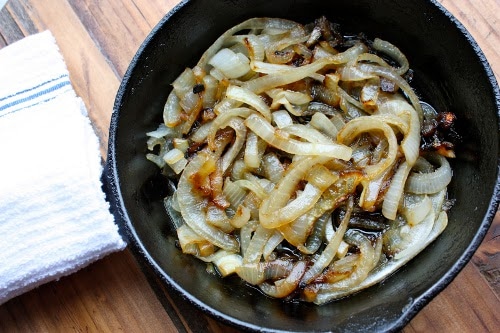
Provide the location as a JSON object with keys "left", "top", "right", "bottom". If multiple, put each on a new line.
{"left": 421, "top": 111, "right": 459, "bottom": 158}
{"left": 145, "top": 17, "right": 456, "bottom": 304}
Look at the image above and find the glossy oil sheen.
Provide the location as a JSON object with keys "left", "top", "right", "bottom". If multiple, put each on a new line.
{"left": 104, "top": 0, "right": 500, "bottom": 332}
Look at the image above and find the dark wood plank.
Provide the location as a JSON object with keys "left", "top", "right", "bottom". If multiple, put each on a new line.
{"left": 403, "top": 263, "right": 500, "bottom": 332}
{"left": 0, "top": 251, "right": 176, "bottom": 333}
{"left": 66, "top": 0, "right": 177, "bottom": 78}
{"left": 472, "top": 212, "right": 500, "bottom": 296}
{"left": 0, "top": 4, "right": 26, "bottom": 44}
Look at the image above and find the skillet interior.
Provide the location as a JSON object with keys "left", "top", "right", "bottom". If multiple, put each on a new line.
{"left": 105, "top": 0, "right": 500, "bottom": 331}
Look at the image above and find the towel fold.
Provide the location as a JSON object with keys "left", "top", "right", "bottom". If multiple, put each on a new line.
{"left": 0, "top": 31, "right": 126, "bottom": 304}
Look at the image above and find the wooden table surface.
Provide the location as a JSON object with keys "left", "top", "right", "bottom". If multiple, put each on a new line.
{"left": 0, "top": 0, "right": 499, "bottom": 332}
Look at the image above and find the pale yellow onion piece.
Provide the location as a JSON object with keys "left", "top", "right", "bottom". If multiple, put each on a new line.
{"left": 259, "top": 156, "right": 338, "bottom": 228}
{"left": 230, "top": 159, "right": 249, "bottom": 181}
{"left": 382, "top": 160, "right": 412, "bottom": 220}
{"left": 170, "top": 191, "right": 181, "bottom": 212}
{"left": 244, "top": 131, "right": 267, "bottom": 169}
{"left": 280, "top": 206, "right": 323, "bottom": 249}
{"left": 372, "top": 38, "right": 410, "bottom": 76}
{"left": 220, "top": 117, "right": 247, "bottom": 172}
{"left": 243, "top": 225, "right": 274, "bottom": 263}
{"left": 179, "top": 92, "right": 203, "bottom": 135}
{"left": 172, "top": 67, "right": 195, "bottom": 99}
{"left": 258, "top": 156, "right": 332, "bottom": 229}
{"left": 265, "top": 34, "right": 309, "bottom": 64}
{"left": 236, "top": 259, "right": 293, "bottom": 285}
{"left": 406, "top": 153, "right": 452, "bottom": 194}
{"left": 226, "top": 35, "right": 265, "bottom": 62}
{"left": 337, "top": 86, "right": 365, "bottom": 111}
{"left": 163, "top": 148, "right": 184, "bottom": 164}
{"left": 412, "top": 155, "right": 435, "bottom": 173}
{"left": 337, "top": 116, "right": 398, "bottom": 180}
{"left": 330, "top": 112, "right": 346, "bottom": 132}
{"left": 222, "top": 177, "right": 247, "bottom": 208}
{"left": 243, "top": 43, "right": 368, "bottom": 94}
{"left": 360, "top": 79, "right": 380, "bottom": 110}
{"left": 177, "top": 152, "right": 239, "bottom": 252}
{"left": 244, "top": 173, "right": 275, "bottom": 193}
{"left": 358, "top": 165, "right": 393, "bottom": 210}
{"left": 163, "top": 91, "right": 183, "bottom": 128}
{"left": 393, "top": 210, "right": 435, "bottom": 260}
{"left": 297, "top": 213, "right": 333, "bottom": 255}
{"left": 236, "top": 263, "right": 266, "bottom": 285}
{"left": 319, "top": 230, "right": 379, "bottom": 292}
{"left": 233, "top": 179, "right": 268, "bottom": 201}
{"left": 264, "top": 183, "right": 325, "bottom": 228}
{"left": 179, "top": 90, "right": 201, "bottom": 113}
{"left": 377, "top": 98, "right": 420, "bottom": 166}
{"left": 212, "top": 252, "right": 243, "bottom": 277}
{"left": 336, "top": 241, "right": 350, "bottom": 259}
{"left": 263, "top": 231, "right": 285, "bottom": 260}
{"left": 356, "top": 52, "right": 392, "bottom": 68}
{"left": 251, "top": 61, "right": 294, "bottom": 74}
{"left": 146, "top": 123, "right": 177, "bottom": 139}
{"left": 402, "top": 194, "right": 433, "bottom": 226}
{"left": 429, "top": 189, "right": 447, "bottom": 216}
{"left": 281, "top": 124, "right": 332, "bottom": 144}
{"left": 309, "top": 112, "right": 339, "bottom": 139}
{"left": 261, "top": 153, "right": 285, "bottom": 184}
{"left": 240, "top": 220, "right": 259, "bottom": 255}
{"left": 176, "top": 224, "right": 208, "bottom": 253}
{"left": 208, "top": 48, "right": 251, "bottom": 79}
{"left": 267, "top": 89, "right": 312, "bottom": 116}
{"left": 163, "top": 148, "right": 188, "bottom": 175}
{"left": 370, "top": 113, "right": 409, "bottom": 134}
{"left": 358, "top": 63, "right": 424, "bottom": 123}
{"left": 312, "top": 43, "right": 336, "bottom": 59}
{"left": 301, "top": 196, "right": 353, "bottom": 285}
{"left": 225, "top": 85, "right": 272, "bottom": 120}
{"left": 209, "top": 67, "right": 226, "bottom": 81}
{"left": 190, "top": 121, "right": 212, "bottom": 143}
{"left": 259, "top": 261, "right": 307, "bottom": 298}
{"left": 246, "top": 114, "right": 352, "bottom": 160}
{"left": 206, "top": 205, "right": 233, "bottom": 233}
{"left": 173, "top": 138, "right": 189, "bottom": 153}
{"left": 202, "top": 75, "right": 219, "bottom": 108}
{"left": 272, "top": 109, "right": 294, "bottom": 129}
{"left": 337, "top": 65, "right": 377, "bottom": 82}
{"left": 252, "top": 61, "right": 323, "bottom": 81}
{"left": 146, "top": 136, "right": 163, "bottom": 152}
{"left": 229, "top": 205, "right": 251, "bottom": 229}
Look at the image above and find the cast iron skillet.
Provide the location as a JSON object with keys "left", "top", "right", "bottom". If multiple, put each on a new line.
{"left": 103, "top": 0, "right": 500, "bottom": 331}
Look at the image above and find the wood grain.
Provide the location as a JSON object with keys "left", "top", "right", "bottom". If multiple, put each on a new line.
{"left": 0, "top": 0, "right": 499, "bottom": 332}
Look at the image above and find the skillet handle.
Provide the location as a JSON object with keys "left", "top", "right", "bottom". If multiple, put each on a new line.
{"left": 101, "top": 161, "right": 130, "bottom": 243}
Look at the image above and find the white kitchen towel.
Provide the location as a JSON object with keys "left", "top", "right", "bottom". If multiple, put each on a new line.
{"left": 0, "top": 31, "right": 126, "bottom": 304}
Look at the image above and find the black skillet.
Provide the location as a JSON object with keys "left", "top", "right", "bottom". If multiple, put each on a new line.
{"left": 103, "top": 0, "right": 500, "bottom": 331}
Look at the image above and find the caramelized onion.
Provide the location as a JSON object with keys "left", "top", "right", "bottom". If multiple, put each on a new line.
{"left": 146, "top": 16, "right": 456, "bottom": 304}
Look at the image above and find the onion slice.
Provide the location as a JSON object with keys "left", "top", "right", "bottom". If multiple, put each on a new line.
{"left": 177, "top": 152, "right": 239, "bottom": 252}
{"left": 406, "top": 153, "right": 452, "bottom": 194}
{"left": 246, "top": 114, "right": 352, "bottom": 160}
{"left": 337, "top": 116, "right": 398, "bottom": 180}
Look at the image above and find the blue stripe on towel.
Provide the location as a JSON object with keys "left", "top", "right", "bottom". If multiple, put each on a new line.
{"left": 0, "top": 79, "right": 71, "bottom": 116}
{"left": 0, "top": 74, "right": 69, "bottom": 103}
